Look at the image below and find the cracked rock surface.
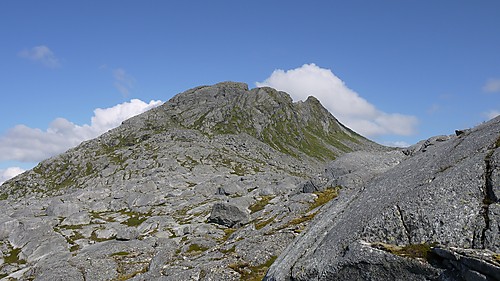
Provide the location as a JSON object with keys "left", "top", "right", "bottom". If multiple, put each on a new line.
{"left": 265, "top": 116, "right": 500, "bottom": 280}
{"left": 0, "top": 82, "right": 382, "bottom": 280}
{"left": 2, "top": 81, "right": 498, "bottom": 281}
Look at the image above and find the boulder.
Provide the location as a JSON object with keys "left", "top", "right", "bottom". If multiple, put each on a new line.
{"left": 208, "top": 202, "right": 249, "bottom": 228}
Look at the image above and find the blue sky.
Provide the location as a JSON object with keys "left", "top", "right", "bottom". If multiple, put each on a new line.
{"left": 1, "top": 1, "right": 499, "bottom": 182}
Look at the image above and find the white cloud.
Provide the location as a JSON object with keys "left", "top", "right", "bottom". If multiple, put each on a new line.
{"left": 113, "top": 68, "right": 135, "bottom": 97}
{"left": 18, "top": 45, "right": 61, "bottom": 68}
{"left": 483, "top": 78, "right": 500, "bottom": 93}
{"left": 484, "top": 110, "right": 500, "bottom": 120}
{"left": 256, "top": 63, "right": 418, "bottom": 137}
{"left": 0, "top": 167, "right": 25, "bottom": 185}
{"left": 0, "top": 99, "right": 162, "bottom": 163}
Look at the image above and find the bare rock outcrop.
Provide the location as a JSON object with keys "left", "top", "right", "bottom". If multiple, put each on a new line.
{"left": 265, "top": 116, "right": 500, "bottom": 280}
{"left": 0, "top": 82, "right": 380, "bottom": 280}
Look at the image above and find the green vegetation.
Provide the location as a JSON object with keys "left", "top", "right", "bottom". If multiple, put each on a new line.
{"left": 220, "top": 158, "right": 247, "bottom": 176}
{"left": 30, "top": 157, "right": 85, "bottom": 193}
{"left": 309, "top": 187, "right": 340, "bottom": 211}
{"left": 85, "top": 162, "right": 94, "bottom": 176}
{"left": 493, "top": 253, "right": 500, "bottom": 263}
{"left": 187, "top": 95, "right": 364, "bottom": 162}
{"left": 222, "top": 228, "right": 237, "bottom": 241}
{"left": 111, "top": 251, "right": 131, "bottom": 257}
{"left": 59, "top": 224, "right": 84, "bottom": 230}
{"left": 274, "top": 212, "right": 317, "bottom": 233}
{"left": 0, "top": 193, "right": 8, "bottom": 200}
{"left": 231, "top": 163, "right": 246, "bottom": 176}
{"left": 90, "top": 230, "right": 114, "bottom": 242}
{"left": 249, "top": 196, "right": 274, "bottom": 214}
{"left": 229, "top": 255, "right": 278, "bottom": 281}
{"left": 220, "top": 245, "right": 236, "bottom": 254}
{"left": 372, "top": 242, "right": 437, "bottom": 260}
{"left": 115, "top": 265, "right": 149, "bottom": 281}
{"left": 122, "top": 211, "right": 149, "bottom": 227}
{"left": 4, "top": 247, "right": 27, "bottom": 264}
{"left": 186, "top": 243, "right": 209, "bottom": 254}
{"left": 255, "top": 216, "right": 276, "bottom": 230}
{"left": 271, "top": 187, "right": 340, "bottom": 233}
{"left": 288, "top": 212, "right": 317, "bottom": 226}
{"left": 179, "top": 155, "right": 200, "bottom": 171}
{"left": 193, "top": 111, "right": 210, "bottom": 130}
{"left": 70, "top": 244, "right": 80, "bottom": 252}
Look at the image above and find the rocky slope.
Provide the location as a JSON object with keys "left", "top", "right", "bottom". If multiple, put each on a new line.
{"left": 0, "top": 82, "right": 383, "bottom": 280}
{"left": 265, "top": 116, "right": 500, "bottom": 280}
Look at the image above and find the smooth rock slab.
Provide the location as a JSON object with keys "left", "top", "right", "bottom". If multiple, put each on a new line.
{"left": 45, "top": 202, "right": 82, "bottom": 217}
{"left": 60, "top": 211, "right": 91, "bottom": 226}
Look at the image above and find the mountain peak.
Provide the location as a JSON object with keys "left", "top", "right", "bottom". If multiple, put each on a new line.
{"left": 0, "top": 82, "right": 386, "bottom": 281}
{"left": 133, "top": 82, "right": 379, "bottom": 161}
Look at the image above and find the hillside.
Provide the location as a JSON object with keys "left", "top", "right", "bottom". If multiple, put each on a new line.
{"left": 0, "top": 82, "right": 382, "bottom": 280}
{"left": 265, "top": 116, "right": 500, "bottom": 280}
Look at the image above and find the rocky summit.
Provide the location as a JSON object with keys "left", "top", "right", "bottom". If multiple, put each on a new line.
{"left": 0, "top": 81, "right": 498, "bottom": 281}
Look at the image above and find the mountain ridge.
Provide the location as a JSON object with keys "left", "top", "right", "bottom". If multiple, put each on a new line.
{"left": 0, "top": 82, "right": 385, "bottom": 280}
{"left": 2, "top": 82, "right": 496, "bottom": 280}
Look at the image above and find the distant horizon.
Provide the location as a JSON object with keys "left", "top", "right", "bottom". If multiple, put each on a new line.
{"left": 1, "top": 1, "right": 499, "bottom": 182}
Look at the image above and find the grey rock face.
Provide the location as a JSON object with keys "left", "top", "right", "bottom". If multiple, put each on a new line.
{"left": 0, "top": 82, "right": 381, "bottom": 280}
{"left": 265, "top": 116, "right": 500, "bottom": 280}
{"left": 208, "top": 202, "right": 249, "bottom": 228}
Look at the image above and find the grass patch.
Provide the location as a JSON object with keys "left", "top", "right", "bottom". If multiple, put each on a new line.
{"left": 255, "top": 216, "right": 276, "bottom": 230}
{"left": 249, "top": 196, "right": 274, "bottom": 214}
{"left": 229, "top": 255, "right": 278, "bottom": 281}
{"left": 119, "top": 210, "right": 151, "bottom": 227}
{"left": 274, "top": 212, "right": 317, "bottom": 233}
{"left": 4, "top": 247, "right": 27, "bottom": 264}
{"left": 115, "top": 265, "right": 148, "bottom": 281}
{"left": 372, "top": 242, "right": 437, "bottom": 260}
{"left": 222, "top": 228, "right": 236, "bottom": 241}
{"left": 90, "top": 231, "right": 113, "bottom": 242}
{"left": 70, "top": 244, "right": 80, "bottom": 252}
{"left": 308, "top": 187, "right": 340, "bottom": 211}
{"left": 288, "top": 212, "right": 317, "bottom": 226}
{"left": 59, "top": 224, "right": 84, "bottom": 230}
{"left": 231, "top": 163, "right": 246, "bottom": 176}
{"left": 220, "top": 245, "right": 236, "bottom": 254}
{"left": 493, "top": 253, "right": 500, "bottom": 263}
{"left": 187, "top": 243, "right": 209, "bottom": 254}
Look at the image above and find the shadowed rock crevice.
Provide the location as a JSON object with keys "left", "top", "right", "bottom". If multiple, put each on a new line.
{"left": 481, "top": 151, "right": 494, "bottom": 248}
{"left": 395, "top": 205, "right": 412, "bottom": 244}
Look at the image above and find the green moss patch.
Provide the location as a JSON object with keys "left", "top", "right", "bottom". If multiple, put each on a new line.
{"left": 249, "top": 196, "right": 274, "bottom": 214}
{"left": 187, "top": 243, "right": 209, "bottom": 254}
{"left": 119, "top": 210, "right": 151, "bottom": 227}
{"left": 4, "top": 247, "right": 27, "bottom": 264}
{"left": 255, "top": 216, "right": 276, "bottom": 230}
{"left": 222, "top": 228, "right": 236, "bottom": 241}
{"left": 493, "top": 253, "right": 500, "bottom": 263}
{"left": 229, "top": 255, "right": 278, "bottom": 281}
{"left": 372, "top": 242, "right": 437, "bottom": 260}
{"left": 308, "top": 187, "right": 340, "bottom": 211}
